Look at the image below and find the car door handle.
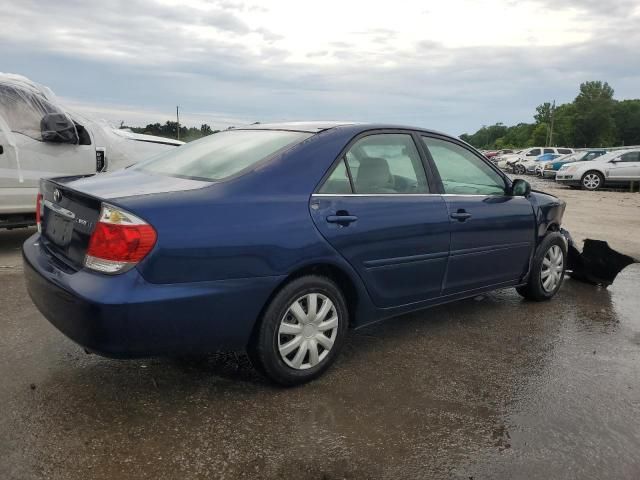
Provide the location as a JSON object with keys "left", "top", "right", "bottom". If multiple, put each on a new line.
{"left": 326, "top": 215, "right": 358, "bottom": 225}
{"left": 450, "top": 210, "right": 472, "bottom": 221}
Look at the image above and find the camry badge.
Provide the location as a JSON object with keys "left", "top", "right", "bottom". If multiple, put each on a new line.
{"left": 53, "top": 189, "right": 62, "bottom": 203}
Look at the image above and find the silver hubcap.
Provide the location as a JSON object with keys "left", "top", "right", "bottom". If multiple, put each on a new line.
{"left": 278, "top": 293, "right": 339, "bottom": 370}
{"left": 541, "top": 245, "right": 564, "bottom": 292}
{"left": 583, "top": 174, "right": 600, "bottom": 189}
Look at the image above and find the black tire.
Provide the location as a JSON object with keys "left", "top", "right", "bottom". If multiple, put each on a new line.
{"left": 581, "top": 171, "right": 604, "bottom": 191}
{"left": 248, "top": 275, "right": 349, "bottom": 386}
{"left": 517, "top": 232, "right": 567, "bottom": 301}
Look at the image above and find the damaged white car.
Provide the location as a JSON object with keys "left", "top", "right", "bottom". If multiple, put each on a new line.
{"left": 0, "top": 73, "right": 183, "bottom": 228}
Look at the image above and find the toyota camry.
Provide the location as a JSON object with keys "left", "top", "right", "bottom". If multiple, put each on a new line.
{"left": 23, "top": 122, "right": 568, "bottom": 385}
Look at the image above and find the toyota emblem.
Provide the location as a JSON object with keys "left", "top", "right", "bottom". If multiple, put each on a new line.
{"left": 53, "top": 189, "right": 61, "bottom": 203}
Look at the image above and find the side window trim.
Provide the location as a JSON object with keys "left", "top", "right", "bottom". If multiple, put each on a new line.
{"left": 420, "top": 133, "right": 510, "bottom": 196}
{"left": 411, "top": 131, "right": 442, "bottom": 194}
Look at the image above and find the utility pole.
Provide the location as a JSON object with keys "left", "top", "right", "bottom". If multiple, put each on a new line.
{"left": 176, "top": 105, "right": 180, "bottom": 141}
{"left": 548, "top": 100, "right": 556, "bottom": 147}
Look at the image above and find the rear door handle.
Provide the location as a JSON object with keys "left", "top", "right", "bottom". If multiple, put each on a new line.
{"left": 326, "top": 215, "right": 358, "bottom": 225}
{"left": 450, "top": 210, "right": 472, "bottom": 221}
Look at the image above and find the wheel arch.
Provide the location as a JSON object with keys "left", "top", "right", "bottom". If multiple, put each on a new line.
{"left": 251, "top": 261, "right": 365, "bottom": 342}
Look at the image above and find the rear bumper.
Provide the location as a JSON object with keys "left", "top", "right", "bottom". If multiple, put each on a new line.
{"left": 23, "top": 234, "right": 284, "bottom": 357}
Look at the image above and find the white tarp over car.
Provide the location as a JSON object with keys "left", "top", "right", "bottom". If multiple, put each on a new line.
{"left": 0, "top": 73, "right": 183, "bottom": 219}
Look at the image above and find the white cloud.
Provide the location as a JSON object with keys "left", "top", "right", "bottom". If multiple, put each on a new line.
{"left": 0, "top": 0, "right": 637, "bottom": 133}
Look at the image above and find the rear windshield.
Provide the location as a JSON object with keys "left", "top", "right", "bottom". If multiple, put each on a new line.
{"left": 134, "top": 129, "right": 312, "bottom": 181}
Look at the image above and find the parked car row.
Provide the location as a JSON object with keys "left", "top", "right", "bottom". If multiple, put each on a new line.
{"left": 535, "top": 150, "right": 607, "bottom": 178}
{"left": 494, "top": 145, "right": 640, "bottom": 190}
{"left": 480, "top": 149, "right": 513, "bottom": 160}
{"left": 496, "top": 147, "right": 575, "bottom": 173}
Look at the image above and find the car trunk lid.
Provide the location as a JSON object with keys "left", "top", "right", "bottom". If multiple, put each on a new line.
{"left": 39, "top": 171, "right": 212, "bottom": 269}
{"left": 40, "top": 178, "right": 103, "bottom": 268}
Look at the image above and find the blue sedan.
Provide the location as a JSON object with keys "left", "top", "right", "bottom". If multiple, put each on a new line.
{"left": 23, "top": 122, "right": 568, "bottom": 385}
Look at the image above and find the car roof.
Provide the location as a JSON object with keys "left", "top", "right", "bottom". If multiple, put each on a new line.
{"left": 233, "top": 121, "right": 359, "bottom": 133}
{"left": 230, "top": 121, "right": 454, "bottom": 137}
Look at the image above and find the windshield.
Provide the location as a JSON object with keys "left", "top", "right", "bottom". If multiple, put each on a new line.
{"left": 134, "top": 129, "right": 312, "bottom": 181}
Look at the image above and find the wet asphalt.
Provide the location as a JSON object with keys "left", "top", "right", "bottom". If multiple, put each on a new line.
{"left": 1, "top": 228, "right": 639, "bottom": 479}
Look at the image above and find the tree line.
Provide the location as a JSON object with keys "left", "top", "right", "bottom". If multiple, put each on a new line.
{"left": 120, "top": 121, "right": 222, "bottom": 142}
{"left": 460, "top": 81, "right": 640, "bottom": 149}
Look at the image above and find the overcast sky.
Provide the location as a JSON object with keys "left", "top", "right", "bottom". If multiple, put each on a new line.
{"left": 1, "top": 0, "right": 639, "bottom": 134}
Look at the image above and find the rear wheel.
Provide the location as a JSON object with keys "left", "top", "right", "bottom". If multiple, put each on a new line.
{"left": 248, "top": 275, "right": 348, "bottom": 386}
{"left": 517, "top": 232, "right": 567, "bottom": 301}
{"left": 581, "top": 171, "right": 604, "bottom": 191}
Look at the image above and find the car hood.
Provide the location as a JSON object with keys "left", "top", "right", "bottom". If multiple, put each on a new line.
{"left": 58, "top": 169, "right": 211, "bottom": 200}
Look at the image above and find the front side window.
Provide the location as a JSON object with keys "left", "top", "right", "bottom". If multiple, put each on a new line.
{"left": 544, "top": 148, "right": 555, "bottom": 154}
{"left": 620, "top": 151, "right": 640, "bottom": 162}
{"left": 343, "top": 134, "right": 428, "bottom": 194}
{"left": 0, "top": 85, "right": 67, "bottom": 141}
{"left": 421, "top": 137, "right": 506, "bottom": 196}
{"left": 135, "top": 129, "right": 312, "bottom": 181}
{"left": 527, "top": 148, "right": 541, "bottom": 156}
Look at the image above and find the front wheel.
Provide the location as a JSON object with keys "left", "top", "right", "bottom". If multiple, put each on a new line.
{"left": 517, "top": 232, "right": 567, "bottom": 301}
{"left": 581, "top": 171, "right": 604, "bottom": 191}
{"left": 248, "top": 275, "right": 348, "bottom": 386}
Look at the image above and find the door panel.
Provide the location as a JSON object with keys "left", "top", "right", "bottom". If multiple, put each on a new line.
{"left": 420, "top": 135, "right": 536, "bottom": 294}
{"left": 310, "top": 195, "right": 450, "bottom": 308}
{"left": 443, "top": 195, "right": 534, "bottom": 294}
{"left": 607, "top": 152, "right": 640, "bottom": 180}
{"left": 12, "top": 133, "right": 95, "bottom": 188}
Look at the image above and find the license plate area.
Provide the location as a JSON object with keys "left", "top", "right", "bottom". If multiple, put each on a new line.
{"left": 44, "top": 211, "right": 75, "bottom": 248}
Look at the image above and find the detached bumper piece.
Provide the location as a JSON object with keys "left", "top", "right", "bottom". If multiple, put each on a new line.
{"left": 562, "top": 231, "right": 638, "bottom": 286}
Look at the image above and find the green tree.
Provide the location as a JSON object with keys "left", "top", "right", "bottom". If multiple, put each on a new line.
{"left": 573, "top": 81, "right": 616, "bottom": 147}
{"left": 550, "top": 103, "right": 576, "bottom": 147}
{"left": 613, "top": 99, "right": 640, "bottom": 146}
{"left": 534, "top": 102, "right": 552, "bottom": 124}
{"left": 529, "top": 123, "right": 548, "bottom": 146}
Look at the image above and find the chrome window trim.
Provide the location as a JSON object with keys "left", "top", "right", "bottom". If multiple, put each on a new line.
{"left": 311, "top": 193, "right": 495, "bottom": 198}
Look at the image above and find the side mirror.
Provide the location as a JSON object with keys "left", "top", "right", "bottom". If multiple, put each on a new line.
{"left": 511, "top": 178, "right": 531, "bottom": 197}
{"left": 40, "top": 113, "right": 79, "bottom": 144}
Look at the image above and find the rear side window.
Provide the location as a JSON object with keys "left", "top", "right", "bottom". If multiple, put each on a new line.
{"left": 134, "top": 130, "right": 312, "bottom": 181}
{"left": 342, "top": 134, "right": 429, "bottom": 194}
{"left": 544, "top": 148, "right": 555, "bottom": 154}
{"left": 319, "top": 159, "right": 352, "bottom": 194}
{"left": 422, "top": 137, "right": 506, "bottom": 196}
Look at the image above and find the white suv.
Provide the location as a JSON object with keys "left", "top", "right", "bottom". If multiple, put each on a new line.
{"left": 556, "top": 149, "right": 640, "bottom": 190}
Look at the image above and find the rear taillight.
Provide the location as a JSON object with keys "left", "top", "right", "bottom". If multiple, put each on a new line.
{"left": 36, "top": 193, "right": 43, "bottom": 232}
{"left": 84, "top": 204, "right": 156, "bottom": 274}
